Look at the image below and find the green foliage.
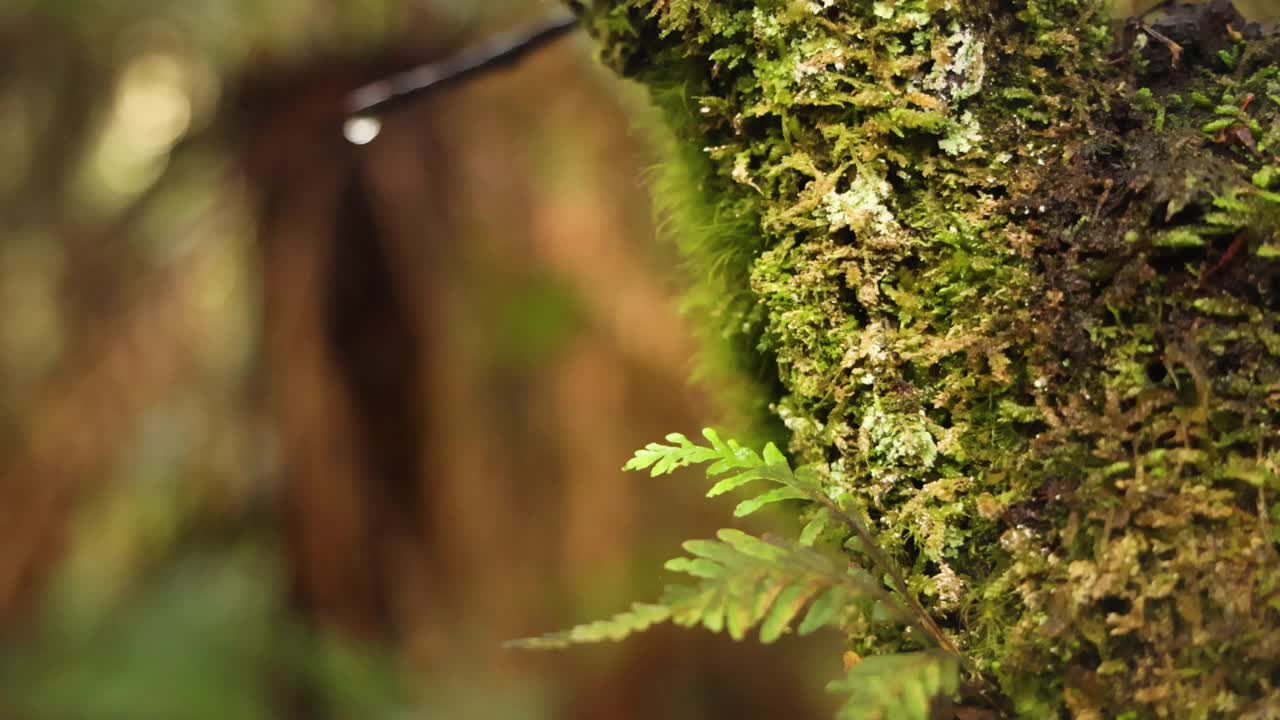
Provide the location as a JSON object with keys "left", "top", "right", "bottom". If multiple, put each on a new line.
{"left": 510, "top": 526, "right": 881, "bottom": 649}
{"left": 828, "top": 652, "right": 959, "bottom": 720}
{"left": 512, "top": 432, "right": 966, "bottom": 719}
{"left": 624, "top": 428, "right": 815, "bottom": 518}
{"left": 635, "top": 90, "right": 780, "bottom": 434}
{"left": 505, "top": 603, "right": 670, "bottom": 649}
{"left": 0, "top": 553, "right": 415, "bottom": 720}
{"left": 661, "top": 529, "right": 876, "bottom": 643}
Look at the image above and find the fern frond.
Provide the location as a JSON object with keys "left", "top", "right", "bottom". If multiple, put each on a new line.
{"left": 503, "top": 603, "right": 670, "bottom": 650}
{"left": 512, "top": 433, "right": 984, "bottom": 717}
{"left": 625, "top": 428, "right": 819, "bottom": 518}
{"left": 661, "top": 528, "right": 886, "bottom": 643}
{"left": 624, "top": 432, "right": 722, "bottom": 476}
{"left": 827, "top": 651, "right": 960, "bottom": 720}
{"left": 628, "top": 429, "right": 965, "bottom": 659}
{"left": 510, "top": 529, "right": 886, "bottom": 650}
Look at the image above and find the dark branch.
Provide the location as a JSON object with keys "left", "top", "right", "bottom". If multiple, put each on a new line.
{"left": 346, "top": 14, "right": 580, "bottom": 118}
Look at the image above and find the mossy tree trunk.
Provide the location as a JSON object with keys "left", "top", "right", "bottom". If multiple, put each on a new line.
{"left": 579, "top": 0, "right": 1280, "bottom": 716}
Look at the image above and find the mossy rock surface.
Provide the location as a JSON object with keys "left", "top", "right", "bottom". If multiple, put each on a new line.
{"left": 580, "top": 0, "right": 1280, "bottom": 716}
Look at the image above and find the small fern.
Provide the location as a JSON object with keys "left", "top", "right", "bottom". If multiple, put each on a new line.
{"left": 624, "top": 429, "right": 957, "bottom": 654}
{"left": 510, "top": 430, "right": 973, "bottom": 720}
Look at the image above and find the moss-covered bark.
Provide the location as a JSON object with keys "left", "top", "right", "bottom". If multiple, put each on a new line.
{"left": 578, "top": 0, "right": 1280, "bottom": 716}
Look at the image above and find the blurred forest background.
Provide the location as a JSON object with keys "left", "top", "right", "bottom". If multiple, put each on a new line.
{"left": 0, "top": 1, "right": 842, "bottom": 718}
{"left": 0, "top": 1, "right": 1271, "bottom": 719}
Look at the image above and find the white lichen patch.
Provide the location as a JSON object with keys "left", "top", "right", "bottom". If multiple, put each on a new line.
{"left": 820, "top": 171, "right": 904, "bottom": 241}
{"left": 925, "top": 25, "right": 986, "bottom": 102}
{"left": 793, "top": 57, "right": 824, "bottom": 83}
{"left": 902, "top": 9, "right": 932, "bottom": 27}
{"left": 858, "top": 399, "right": 939, "bottom": 470}
{"left": 790, "top": 40, "right": 848, "bottom": 86}
{"left": 777, "top": 400, "right": 825, "bottom": 439}
{"left": 999, "top": 524, "right": 1037, "bottom": 553}
{"left": 732, "top": 153, "right": 763, "bottom": 193}
{"left": 939, "top": 110, "right": 983, "bottom": 156}
{"left": 932, "top": 562, "right": 965, "bottom": 609}
{"left": 752, "top": 7, "right": 783, "bottom": 40}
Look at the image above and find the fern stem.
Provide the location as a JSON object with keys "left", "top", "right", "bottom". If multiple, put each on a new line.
{"left": 810, "top": 493, "right": 979, "bottom": 677}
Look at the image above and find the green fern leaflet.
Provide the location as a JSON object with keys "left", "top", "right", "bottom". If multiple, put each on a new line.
{"left": 624, "top": 428, "right": 819, "bottom": 518}
{"left": 507, "top": 528, "right": 879, "bottom": 648}
{"left": 503, "top": 603, "right": 670, "bottom": 650}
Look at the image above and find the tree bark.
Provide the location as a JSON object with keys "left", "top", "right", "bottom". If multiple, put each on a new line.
{"left": 580, "top": 1, "right": 1280, "bottom": 716}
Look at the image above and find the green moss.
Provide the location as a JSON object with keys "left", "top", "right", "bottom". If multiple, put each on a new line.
{"left": 581, "top": 0, "right": 1280, "bottom": 716}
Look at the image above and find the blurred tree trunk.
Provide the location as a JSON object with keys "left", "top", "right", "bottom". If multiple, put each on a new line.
{"left": 0, "top": 17, "right": 204, "bottom": 628}
{"left": 234, "top": 39, "right": 832, "bottom": 719}
{"left": 238, "top": 56, "right": 444, "bottom": 648}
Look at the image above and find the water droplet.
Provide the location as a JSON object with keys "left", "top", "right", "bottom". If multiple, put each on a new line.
{"left": 343, "top": 116, "right": 382, "bottom": 145}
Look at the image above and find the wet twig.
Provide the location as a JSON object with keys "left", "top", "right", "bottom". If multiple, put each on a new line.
{"left": 346, "top": 14, "right": 580, "bottom": 118}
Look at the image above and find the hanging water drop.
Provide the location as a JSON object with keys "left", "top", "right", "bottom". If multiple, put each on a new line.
{"left": 343, "top": 115, "right": 382, "bottom": 145}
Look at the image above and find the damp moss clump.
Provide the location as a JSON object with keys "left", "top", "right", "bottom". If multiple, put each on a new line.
{"left": 581, "top": 0, "right": 1280, "bottom": 716}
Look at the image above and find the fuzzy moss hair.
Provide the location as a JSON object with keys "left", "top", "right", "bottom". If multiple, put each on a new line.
{"left": 635, "top": 74, "right": 786, "bottom": 442}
